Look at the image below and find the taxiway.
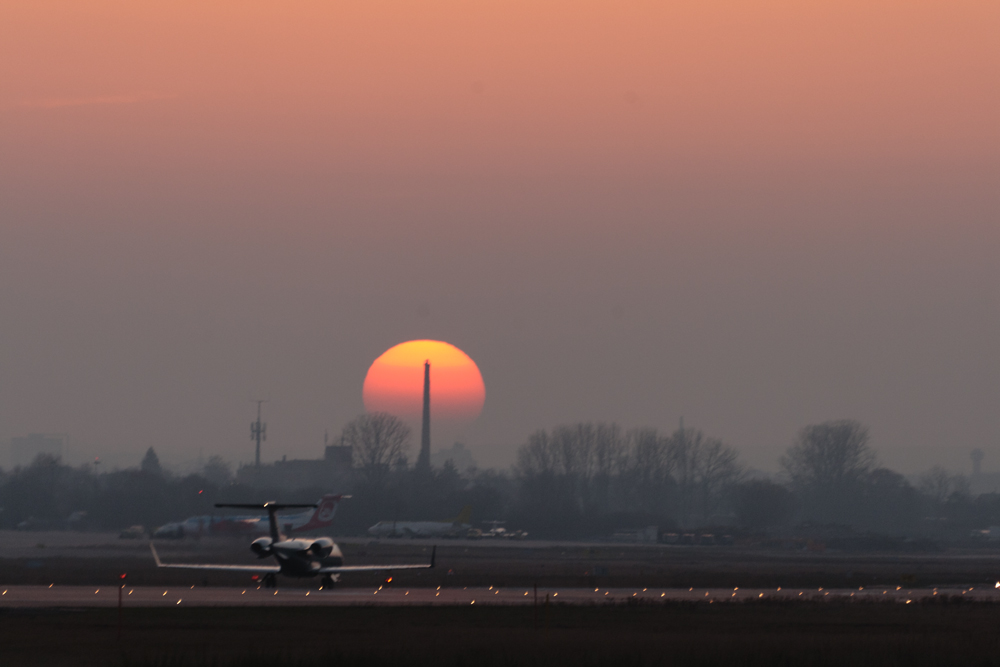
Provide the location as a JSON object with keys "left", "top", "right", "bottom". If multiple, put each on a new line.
{"left": 1, "top": 584, "right": 997, "bottom": 608}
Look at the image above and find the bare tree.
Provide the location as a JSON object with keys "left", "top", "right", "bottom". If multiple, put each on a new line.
{"left": 669, "top": 428, "right": 742, "bottom": 525}
{"left": 592, "top": 423, "right": 627, "bottom": 480}
{"left": 342, "top": 413, "right": 411, "bottom": 491}
{"left": 781, "top": 420, "right": 875, "bottom": 520}
{"left": 695, "top": 437, "right": 743, "bottom": 519}
{"left": 622, "top": 428, "right": 673, "bottom": 514}
{"left": 670, "top": 428, "right": 706, "bottom": 523}
{"left": 918, "top": 465, "right": 970, "bottom": 506}
{"left": 514, "top": 427, "right": 582, "bottom": 529}
{"left": 520, "top": 423, "right": 627, "bottom": 482}
{"left": 515, "top": 422, "right": 626, "bottom": 518}
{"left": 516, "top": 429, "right": 558, "bottom": 477}
{"left": 515, "top": 421, "right": 739, "bottom": 527}
{"left": 781, "top": 420, "right": 875, "bottom": 490}
{"left": 551, "top": 424, "right": 591, "bottom": 478}
{"left": 202, "top": 456, "right": 232, "bottom": 486}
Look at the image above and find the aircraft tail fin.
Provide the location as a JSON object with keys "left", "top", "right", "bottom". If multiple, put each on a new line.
{"left": 452, "top": 505, "right": 472, "bottom": 526}
{"left": 294, "top": 494, "right": 349, "bottom": 533}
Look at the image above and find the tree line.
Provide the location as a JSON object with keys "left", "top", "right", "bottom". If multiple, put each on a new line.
{"left": 0, "top": 415, "right": 993, "bottom": 542}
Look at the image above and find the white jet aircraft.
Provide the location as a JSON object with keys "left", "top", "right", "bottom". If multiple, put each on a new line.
{"left": 367, "top": 505, "right": 472, "bottom": 539}
{"left": 151, "top": 500, "right": 434, "bottom": 587}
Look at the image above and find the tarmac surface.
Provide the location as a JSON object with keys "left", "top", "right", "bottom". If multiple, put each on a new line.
{"left": 8, "top": 530, "right": 1000, "bottom": 591}
{"left": 0, "top": 530, "right": 656, "bottom": 558}
{"left": 2, "top": 584, "right": 1000, "bottom": 608}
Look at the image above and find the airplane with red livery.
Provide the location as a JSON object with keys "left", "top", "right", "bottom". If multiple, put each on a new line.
{"left": 152, "top": 494, "right": 345, "bottom": 539}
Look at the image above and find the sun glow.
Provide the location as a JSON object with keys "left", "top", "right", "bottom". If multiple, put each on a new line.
{"left": 363, "top": 340, "right": 485, "bottom": 422}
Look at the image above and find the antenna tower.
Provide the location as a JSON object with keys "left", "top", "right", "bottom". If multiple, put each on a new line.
{"left": 251, "top": 400, "right": 267, "bottom": 467}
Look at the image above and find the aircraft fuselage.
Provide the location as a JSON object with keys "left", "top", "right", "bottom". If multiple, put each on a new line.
{"left": 264, "top": 538, "right": 344, "bottom": 578}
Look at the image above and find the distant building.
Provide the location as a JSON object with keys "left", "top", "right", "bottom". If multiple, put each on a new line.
{"left": 431, "top": 442, "right": 477, "bottom": 471}
{"left": 324, "top": 444, "right": 353, "bottom": 468}
{"left": 10, "top": 434, "right": 65, "bottom": 467}
{"left": 236, "top": 443, "right": 353, "bottom": 491}
{"left": 969, "top": 449, "right": 1000, "bottom": 495}
{"left": 970, "top": 472, "right": 1000, "bottom": 495}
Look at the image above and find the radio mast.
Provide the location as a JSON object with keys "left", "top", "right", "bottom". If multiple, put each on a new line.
{"left": 251, "top": 400, "right": 267, "bottom": 467}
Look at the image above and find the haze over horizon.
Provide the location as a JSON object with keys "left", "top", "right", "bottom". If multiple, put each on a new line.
{"left": 1, "top": 2, "right": 997, "bottom": 475}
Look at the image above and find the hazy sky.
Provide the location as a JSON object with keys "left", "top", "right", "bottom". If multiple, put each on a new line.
{"left": 1, "top": 1, "right": 997, "bottom": 474}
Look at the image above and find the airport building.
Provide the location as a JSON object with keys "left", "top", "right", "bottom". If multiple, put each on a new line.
{"left": 236, "top": 443, "right": 353, "bottom": 491}
{"left": 969, "top": 449, "right": 1000, "bottom": 495}
{"left": 431, "top": 442, "right": 477, "bottom": 471}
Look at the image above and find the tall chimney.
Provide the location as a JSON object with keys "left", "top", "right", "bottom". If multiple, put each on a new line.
{"left": 417, "top": 360, "right": 431, "bottom": 470}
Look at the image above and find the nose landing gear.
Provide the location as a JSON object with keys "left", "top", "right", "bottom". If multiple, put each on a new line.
{"left": 321, "top": 574, "right": 336, "bottom": 589}
{"left": 262, "top": 573, "right": 277, "bottom": 588}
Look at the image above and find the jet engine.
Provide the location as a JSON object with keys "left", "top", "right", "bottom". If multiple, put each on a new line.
{"left": 250, "top": 536, "right": 273, "bottom": 558}
{"left": 308, "top": 537, "right": 334, "bottom": 558}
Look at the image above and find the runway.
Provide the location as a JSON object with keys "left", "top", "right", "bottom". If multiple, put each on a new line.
{"left": 2, "top": 584, "right": 998, "bottom": 608}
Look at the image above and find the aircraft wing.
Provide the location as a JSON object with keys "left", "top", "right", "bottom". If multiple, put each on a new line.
{"left": 150, "top": 543, "right": 281, "bottom": 573}
{"left": 318, "top": 546, "right": 436, "bottom": 574}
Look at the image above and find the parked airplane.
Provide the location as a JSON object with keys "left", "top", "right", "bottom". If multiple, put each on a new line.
{"left": 151, "top": 500, "right": 434, "bottom": 587}
{"left": 152, "top": 493, "right": 345, "bottom": 539}
{"left": 367, "top": 505, "right": 472, "bottom": 538}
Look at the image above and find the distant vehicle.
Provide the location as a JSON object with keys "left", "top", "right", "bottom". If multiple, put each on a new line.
{"left": 119, "top": 525, "right": 146, "bottom": 539}
{"left": 152, "top": 500, "right": 434, "bottom": 587}
{"left": 153, "top": 493, "right": 346, "bottom": 539}
{"left": 471, "top": 520, "right": 527, "bottom": 540}
{"left": 971, "top": 526, "right": 1000, "bottom": 541}
{"left": 368, "top": 505, "right": 473, "bottom": 539}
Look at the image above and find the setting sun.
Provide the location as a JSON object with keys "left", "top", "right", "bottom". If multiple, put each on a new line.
{"left": 363, "top": 340, "right": 485, "bottom": 423}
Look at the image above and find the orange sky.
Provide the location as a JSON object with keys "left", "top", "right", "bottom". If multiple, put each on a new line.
{"left": 0, "top": 2, "right": 996, "bottom": 472}
{"left": 2, "top": 1, "right": 997, "bottom": 182}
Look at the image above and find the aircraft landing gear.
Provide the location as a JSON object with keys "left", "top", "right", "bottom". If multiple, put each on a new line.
{"left": 263, "top": 573, "right": 277, "bottom": 588}
{"left": 321, "top": 574, "right": 336, "bottom": 589}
